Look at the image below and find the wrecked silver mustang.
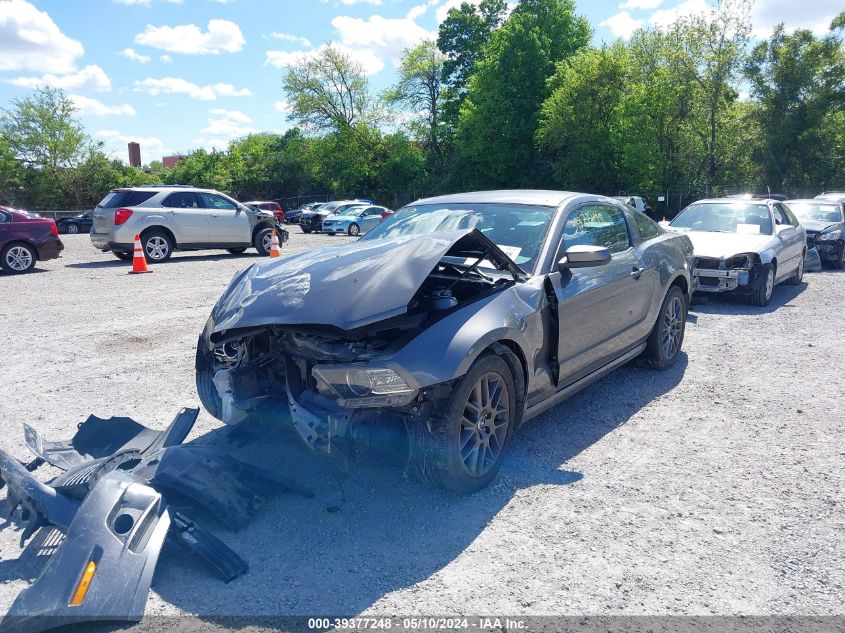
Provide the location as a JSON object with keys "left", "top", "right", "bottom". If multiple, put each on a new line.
{"left": 197, "top": 191, "right": 695, "bottom": 492}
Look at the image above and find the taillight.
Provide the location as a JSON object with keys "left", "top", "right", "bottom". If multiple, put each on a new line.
{"left": 114, "top": 208, "right": 133, "bottom": 225}
{"left": 50, "top": 221, "right": 58, "bottom": 236}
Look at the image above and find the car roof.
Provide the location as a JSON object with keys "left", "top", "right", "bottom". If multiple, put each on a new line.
{"left": 697, "top": 198, "right": 776, "bottom": 205}
{"left": 412, "top": 189, "right": 580, "bottom": 207}
{"left": 114, "top": 186, "right": 220, "bottom": 194}
{"left": 786, "top": 198, "right": 841, "bottom": 204}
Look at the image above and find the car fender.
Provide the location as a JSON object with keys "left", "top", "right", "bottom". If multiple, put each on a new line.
{"left": 387, "top": 281, "right": 547, "bottom": 389}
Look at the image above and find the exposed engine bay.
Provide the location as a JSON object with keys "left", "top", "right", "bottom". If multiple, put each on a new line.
{"left": 206, "top": 250, "right": 517, "bottom": 460}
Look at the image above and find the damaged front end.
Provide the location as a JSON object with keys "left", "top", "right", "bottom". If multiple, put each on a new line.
{"left": 0, "top": 408, "right": 312, "bottom": 633}
{"left": 198, "top": 229, "right": 527, "bottom": 459}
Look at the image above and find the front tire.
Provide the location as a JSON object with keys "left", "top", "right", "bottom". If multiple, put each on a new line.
{"left": 301, "top": 227, "right": 312, "bottom": 234}
{"left": 141, "top": 229, "right": 173, "bottom": 263}
{"left": 639, "top": 285, "right": 687, "bottom": 369}
{"left": 348, "top": 223, "right": 360, "bottom": 236}
{"left": 833, "top": 243, "right": 845, "bottom": 270}
{"left": 1, "top": 243, "right": 37, "bottom": 274}
{"left": 254, "top": 227, "right": 274, "bottom": 256}
{"left": 750, "top": 263, "right": 775, "bottom": 306}
{"left": 226, "top": 247, "right": 247, "bottom": 255}
{"left": 423, "top": 354, "right": 515, "bottom": 493}
{"left": 66, "top": 223, "right": 80, "bottom": 234}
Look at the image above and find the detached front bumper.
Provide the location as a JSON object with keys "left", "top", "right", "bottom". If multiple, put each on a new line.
{"left": 813, "top": 240, "right": 843, "bottom": 262}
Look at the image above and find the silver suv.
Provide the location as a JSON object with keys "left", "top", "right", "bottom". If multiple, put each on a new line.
{"left": 90, "top": 185, "right": 285, "bottom": 262}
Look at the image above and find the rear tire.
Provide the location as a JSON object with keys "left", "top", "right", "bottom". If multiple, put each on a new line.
{"left": 301, "top": 227, "right": 312, "bottom": 234}
{"left": 749, "top": 263, "right": 775, "bottom": 306}
{"left": 226, "top": 247, "right": 247, "bottom": 255}
{"left": 0, "top": 242, "right": 37, "bottom": 274}
{"left": 195, "top": 340, "right": 223, "bottom": 421}
{"left": 141, "top": 229, "right": 173, "bottom": 263}
{"left": 422, "top": 354, "right": 516, "bottom": 493}
{"left": 639, "top": 285, "right": 687, "bottom": 369}
{"left": 113, "top": 251, "right": 133, "bottom": 261}
{"left": 787, "top": 251, "right": 805, "bottom": 285}
{"left": 66, "top": 223, "right": 80, "bottom": 234}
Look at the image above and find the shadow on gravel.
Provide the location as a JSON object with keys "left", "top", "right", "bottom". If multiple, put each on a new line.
{"left": 0, "top": 353, "right": 686, "bottom": 626}
{"left": 689, "top": 281, "right": 806, "bottom": 315}
{"left": 65, "top": 252, "right": 258, "bottom": 270}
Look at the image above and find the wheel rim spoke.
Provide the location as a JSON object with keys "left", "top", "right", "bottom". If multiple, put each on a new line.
{"left": 459, "top": 371, "right": 510, "bottom": 478}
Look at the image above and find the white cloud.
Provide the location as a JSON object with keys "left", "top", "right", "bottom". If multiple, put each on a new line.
{"left": 5, "top": 65, "right": 111, "bottom": 92}
{"left": 70, "top": 95, "right": 136, "bottom": 117}
{"left": 0, "top": 0, "right": 84, "bottom": 74}
{"left": 274, "top": 100, "right": 292, "bottom": 113}
{"left": 648, "top": 0, "right": 714, "bottom": 29}
{"left": 135, "top": 19, "right": 245, "bottom": 55}
{"left": 121, "top": 48, "right": 151, "bottom": 63}
{"left": 266, "top": 42, "right": 385, "bottom": 76}
{"left": 202, "top": 109, "right": 256, "bottom": 140}
{"left": 133, "top": 76, "right": 251, "bottom": 100}
{"left": 113, "top": 0, "right": 152, "bottom": 5}
{"left": 331, "top": 12, "right": 434, "bottom": 68}
{"left": 160, "top": 54, "right": 173, "bottom": 63}
{"left": 320, "top": 0, "right": 383, "bottom": 5}
{"left": 270, "top": 32, "right": 312, "bottom": 47}
{"left": 600, "top": 11, "right": 644, "bottom": 39}
{"left": 750, "top": 0, "right": 842, "bottom": 38}
{"left": 619, "top": 0, "right": 663, "bottom": 9}
{"left": 436, "top": 0, "right": 478, "bottom": 23}
{"left": 210, "top": 0, "right": 236, "bottom": 3}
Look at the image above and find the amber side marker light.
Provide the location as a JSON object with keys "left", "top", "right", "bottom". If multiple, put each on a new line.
{"left": 69, "top": 560, "right": 97, "bottom": 606}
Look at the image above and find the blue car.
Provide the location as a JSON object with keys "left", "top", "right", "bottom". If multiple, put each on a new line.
{"left": 322, "top": 205, "right": 392, "bottom": 236}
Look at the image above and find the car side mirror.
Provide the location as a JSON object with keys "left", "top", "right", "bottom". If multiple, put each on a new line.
{"left": 776, "top": 224, "right": 795, "bottom": 236}
{"left": 558, "top": 244, "right": 612, "bottom": 271}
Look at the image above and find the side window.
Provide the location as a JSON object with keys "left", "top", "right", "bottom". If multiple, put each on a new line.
{"left": 365, "top": 207, "right": 382, "bottom": 216}
{"left": 633, "top": 211, "right": 662, "bottom": 241}
{"left": 782, "top": 206, "right": 800, "bottom": 228}
{"left": 198, "top": 193, "right": 237, "bottom": 210}
{"left": 0, "top": 211, "right": 9, "bottom": 224}
{"left": 561, "top": 204, "right": 631, "bottom": 256}
{"left": 163, "top": 192, "right": 199, "bottom": 208}
{"left": 773, "top": 205, "right": 789, "bottom": 226}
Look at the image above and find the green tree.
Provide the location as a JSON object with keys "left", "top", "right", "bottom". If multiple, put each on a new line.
{"left": 745, "top": 23, "right": 845, "bottom": 190}
{"left": 0, "top": 87, "right": 91, "bottom": 170}
{"left": 454, "top": 0, "right": 590, "bottom": 187}
{"left": 537, "top": 44, "right": 630, "bottom": 191}
{"left": 386, "top": 40, "right": 446, "bottom": 166}
{"left": 282, "top": 44, "right": 375, "bottom": 133}
{"left": 437, "top": 0, "right": 508, "bottom": 132}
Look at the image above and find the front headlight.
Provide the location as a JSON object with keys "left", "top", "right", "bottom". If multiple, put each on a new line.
{"left": 725, "top": 253, "right": 754, "bottom": 269}
{"left": 818, "top": 230, "right": 842, "bottom": 241}
{"left": 312, "top": 364, "right": 418, "bottom": 408}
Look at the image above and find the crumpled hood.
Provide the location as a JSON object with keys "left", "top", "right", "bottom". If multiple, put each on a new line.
{"left": 209, "top": 229, "right": 523, "bottom": 338}
{"left": 801, "top": 220, "right": 838, "bottom": 233}
{"left": 678, "top": 230, "right": 773, "bottom": 258}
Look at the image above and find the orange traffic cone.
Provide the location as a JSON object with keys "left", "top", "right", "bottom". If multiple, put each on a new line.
{"left": 268, "top": 230, "right": 282, "bottom": 258}
{"left": 129, "top": 234, "right": 152, "bottom": 274}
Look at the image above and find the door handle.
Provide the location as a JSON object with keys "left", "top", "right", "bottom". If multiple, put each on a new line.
{"left": 210, "top": 213, "right": 219, "bottom": 217}
{"left": 630, "top": 267, "right": 645, "bottom": 278}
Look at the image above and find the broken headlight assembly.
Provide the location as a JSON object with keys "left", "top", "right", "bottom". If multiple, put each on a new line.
{"left": 312, "top": 365, "right": 418, "bottom": 408}
{"left": 724, "top": 253, "right": 754, "bottom": 269}
{"left": 817, "top": 229, "right": 842, "bottom": 241}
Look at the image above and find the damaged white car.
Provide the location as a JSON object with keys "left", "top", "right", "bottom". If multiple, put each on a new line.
{"left": 196, "top": 191, "right": 695, "bottom": 492}
{"left": 666, "top": 198, "right": 806, "bottom": 306}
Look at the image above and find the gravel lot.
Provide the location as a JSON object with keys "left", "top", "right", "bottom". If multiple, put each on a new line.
{"left": 0, "top": 232, "right": 843, "bottom": 624}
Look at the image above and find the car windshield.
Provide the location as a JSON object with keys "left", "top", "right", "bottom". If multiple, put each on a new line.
{"left": 788, "top": 202, "right": 842, "bottom": 223}
{"left": 670, "top": 202, "right": 773, "bottom": 235}
{"left": 360, "top": 202, "right": 555, "bottom": 272}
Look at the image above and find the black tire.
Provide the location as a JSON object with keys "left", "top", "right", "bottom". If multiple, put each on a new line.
{"left": 301, "top": 227, "right": 312, "bottom": 234}
{"left": 348, "top": 223, "right": 360, "bottom": 236}
{"left": 141, "top": 229, "right": 173, "bottom": 263}
{"left": 749, "top": 263, "right": 775, "bottom": 306}
{"left": 195, "top": 340, "right": 223, "bottom": 421}
{"left": 0, "top": 242, "right": 37, "bottom": 274}
{"left": 423, "top": 354, "right": 516, "bottom": 493}
{"left": 639, "top": 285, "right": 687, "bottom": 369}
{"left": 254, "top": 227, "right": 274, "bottom": 256}
{"left": 226, "top": 247, "right": 247, "bottom": 255}
{"left": 787, "top": 251, "right": 805, "bottom": 285}
{"left": 65, "top": 223, "right": 80, "bottom": 234}
{"left": 833, "top": 243, "right": 845, "bottom": 270}
{"left": 113, "top": 251, "right": 133, "bottom": 261}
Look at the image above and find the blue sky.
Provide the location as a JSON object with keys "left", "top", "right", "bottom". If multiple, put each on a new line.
{"left": 1, "top": 0, "right": 841, "bottom": 164}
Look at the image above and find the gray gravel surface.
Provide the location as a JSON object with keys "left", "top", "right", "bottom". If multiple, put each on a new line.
{"left": 0, "top": 233, "right": 843, "bottom": 622}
